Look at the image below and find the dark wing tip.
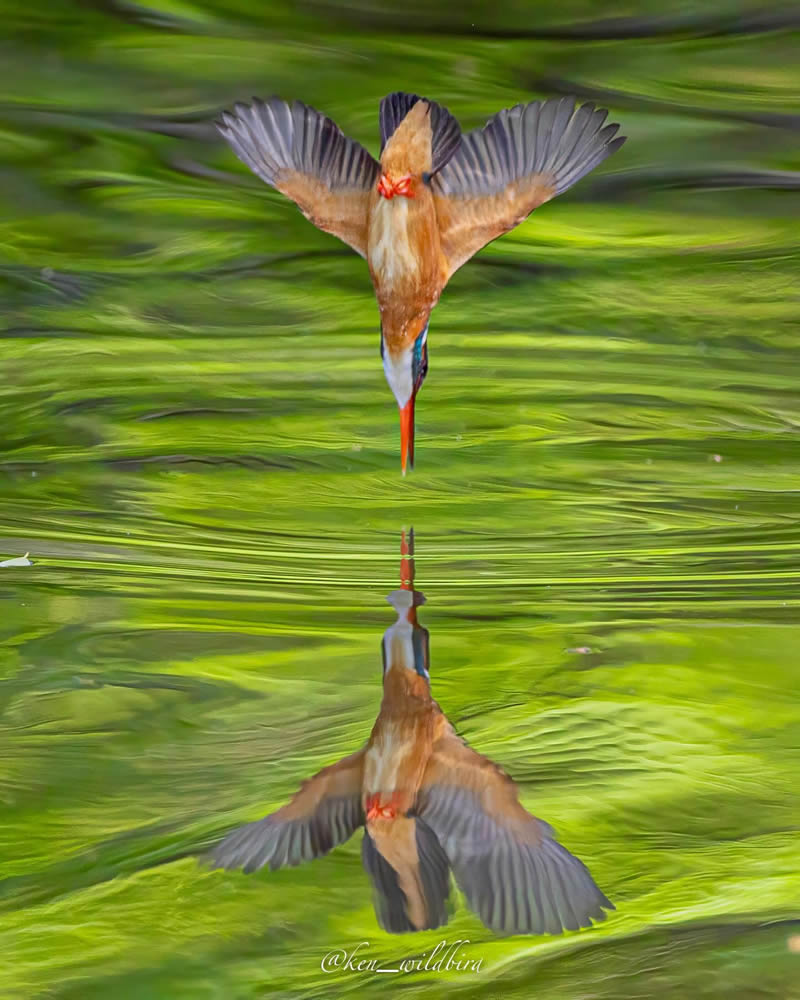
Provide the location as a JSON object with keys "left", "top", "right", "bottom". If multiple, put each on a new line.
{"left": 415, "top": 818, "right": 452, "bottom": 929}
{"left": 448, "top": 832, "right": 614, "bottom": 936}
{"left": 207, "top": 815, "right": 277, "bottom": 874}
{"left": 362, "top": 831, "right": 417, "bottom": 933}
{"left": 428, "top": 101, "right": 462, "bottom": 175}
{"left": 385, "top": 89, "right": 423, "bottom": 104}
{"left": 380, "top": 91, "right": 422, "bottom": 152}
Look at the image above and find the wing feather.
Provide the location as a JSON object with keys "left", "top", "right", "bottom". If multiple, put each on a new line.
{"left": 217, "top": 97, "right": 379, "bottom": 257}
{"left": 417, "top": 727, "right": 613, "bottom": 935}
{"left": 433, "top": 97, "right": 626, "bottom": 277}
{"left": 211, "top": 749, "right": 365, "bottom": 873}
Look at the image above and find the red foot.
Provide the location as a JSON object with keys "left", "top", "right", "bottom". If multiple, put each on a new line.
{"left": 366, "top": 793, "right": 399, "bottom": 821}
{"left": 377, "top": 174, "right": 414, "bottom": 199}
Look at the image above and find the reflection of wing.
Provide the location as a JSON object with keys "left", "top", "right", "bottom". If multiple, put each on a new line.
{"left": 211, "top": 749, "right": 365, "bottom": 873}
{"left": 417, "top": 726, "right": 613, "bottom": 934}
{"left": 433, "top": 98, "right": 626, "bottom": 278}
{"left": 362, "top": 817, "right": 450, "bottom": 932}
{"left": 217, "top": 98, "right": 379, "bottom": 258}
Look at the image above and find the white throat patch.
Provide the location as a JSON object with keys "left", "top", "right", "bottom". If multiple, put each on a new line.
{"left": 382, "top": 344, "right": 414, "bottom": 409}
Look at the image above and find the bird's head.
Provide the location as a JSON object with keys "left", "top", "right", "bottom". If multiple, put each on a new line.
{"left": 380, "top": 313, "right": 430, "bottom": 475}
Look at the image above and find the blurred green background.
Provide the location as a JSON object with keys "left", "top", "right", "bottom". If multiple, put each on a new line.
{"left": 1, "top": 1, "right": 799, "bottom": 997}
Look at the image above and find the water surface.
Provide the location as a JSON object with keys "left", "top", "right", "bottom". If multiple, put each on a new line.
{"left": 1, "top": 2, "right": 799, "bottom": 997}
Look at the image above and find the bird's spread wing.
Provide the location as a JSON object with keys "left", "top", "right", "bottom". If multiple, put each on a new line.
{"left": 210, "top": 749, "right": 365, "bottom": 873}
{"left": 362, "top": 817, "right": 450, "bottom": 933}
{"left": 416, "top": 726, "right": 613, "bottom": 934}
{"left": 217, "top": 98, "right": 379, "bottom": 257}
{"left": 379, "top": 92, "right": 461, "bottom": 174}
{"left": 433, "top": 98, "right": 626, "bottom": 278}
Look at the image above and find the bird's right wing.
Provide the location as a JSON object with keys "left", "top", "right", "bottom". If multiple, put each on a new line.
{"left": 433, "top": 98, "right": 625, "bottom": 278}
{"left": 417, "top": 725, "right": 613, "bottom": 934}
{"left": 210, "top": 748, "right": 365, "bottom": 873}
{"left": 217, "top": 98, "right": 379, "bottom": 258}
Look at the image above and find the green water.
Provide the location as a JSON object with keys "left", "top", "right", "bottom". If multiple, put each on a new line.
{"left": 2, "top": 2, "right": 799, "bottom": 997}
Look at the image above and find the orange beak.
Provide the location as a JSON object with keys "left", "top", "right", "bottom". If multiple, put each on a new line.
{"left": 399, "top": 396, "right": 415, "bottom": 476}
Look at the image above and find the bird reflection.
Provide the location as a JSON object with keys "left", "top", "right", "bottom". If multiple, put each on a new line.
{"left": 211, "top": 530, "right": 613, "bottom": 935}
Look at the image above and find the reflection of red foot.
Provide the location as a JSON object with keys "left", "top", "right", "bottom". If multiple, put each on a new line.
{"left": 365, "top": 792, "right": 400, "bottom": 821}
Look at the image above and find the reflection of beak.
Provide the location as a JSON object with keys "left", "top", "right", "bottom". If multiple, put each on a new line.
{"left": 400, "top": 526, "right": 415, "bottom": 592}
{"left": 399, "top": 396, "right": 415, "bottom": 476}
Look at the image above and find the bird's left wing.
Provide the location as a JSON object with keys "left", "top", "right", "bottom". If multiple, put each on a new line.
{"left": 433, "top": 98, "right": 625, "bottom": 278}
{"left": 217, "top": 98, "right": 379, "bottom": 258}
{"left": 417, "top": 725, "right": 613, "bottom": 934}
{"left": 210, "top": 748, "right": 365, "bottom": 873}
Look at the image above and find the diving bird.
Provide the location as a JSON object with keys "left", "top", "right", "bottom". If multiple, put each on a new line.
{"left": 216, "top": 92, "right": 626, "bottom": 474}
{"left": 210, "top": 530, "right": 614, "bottom": 935}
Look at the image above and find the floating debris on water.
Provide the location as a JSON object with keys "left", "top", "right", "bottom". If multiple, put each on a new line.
{"left": 0, "top": 552, "right": 33, "bottom": 567}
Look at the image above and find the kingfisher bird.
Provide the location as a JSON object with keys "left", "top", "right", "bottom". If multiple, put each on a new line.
{"left": 217, "top": 92, "right": 626, "bottom": 474}
{"left": 210, "top": 529, "right": 614, "bottom": 935}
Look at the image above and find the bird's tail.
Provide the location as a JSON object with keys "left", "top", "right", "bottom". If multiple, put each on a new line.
{"left": 362, "top": 816, "right": 450, "bottom": 932}
{"left": 379, "top": 92, "right": 462, "bottom": 176}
